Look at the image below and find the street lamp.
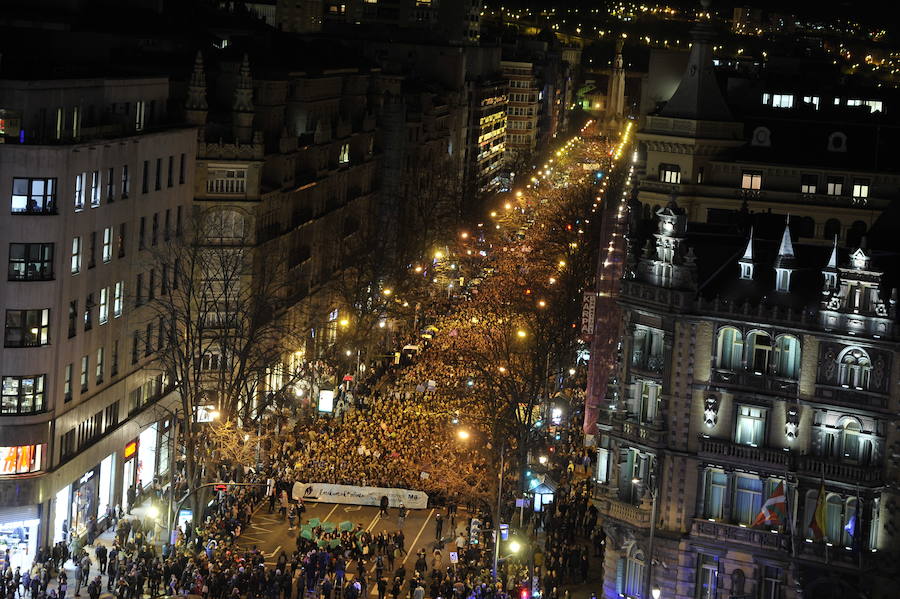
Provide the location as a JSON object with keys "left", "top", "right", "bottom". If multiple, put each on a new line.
{"left": 652, "top": 588, "right": 661, "bottom": 599}
{"left": 508, "top": 540, "right": 522, "bottom": 553}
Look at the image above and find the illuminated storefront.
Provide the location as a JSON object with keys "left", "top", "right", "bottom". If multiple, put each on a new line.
{"left": 1, "top": 444, "right": 43, "bottom": 475}
{"left": 0, "top": 445, "right": 45, "bottom": 569}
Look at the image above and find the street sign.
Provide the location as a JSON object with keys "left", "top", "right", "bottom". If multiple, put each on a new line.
{"left": 449, "top": 552, "right": 458, "bottom": 564}
{"left": 500, "top": 523, "right": 509, "bottom": 540}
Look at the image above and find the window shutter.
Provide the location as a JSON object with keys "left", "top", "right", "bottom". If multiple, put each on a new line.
{"left": 615, "top": 557, "right": 625, "bottom": 595}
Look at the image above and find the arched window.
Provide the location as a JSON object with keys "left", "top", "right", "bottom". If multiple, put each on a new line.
{"left": 773, "top": 335, "right": 801, "bottom": 379}
{"left": 624, "top": 546, "right": 645, "bottom": 598}
{"left": 747, "top": 330, "right": 772, "bottom": 373}
{"left": 842, "top": 498, "right": 858, "bottom": 547}
{"left": 838, "top": 347, "right": 871, "bottom": 389}
{"left": 825, "top": 494, "right": 843, "bottom": 543}
{"left": 804, "top": 490, "right": 820, "bottom": 539}
{"left": 796, "top": 216, "right": 815, "bottom": 238}
{"left": 869, "top": 498, "right": 880, "bottom": 550}
{"left": 716, "top": 327, "right": 743, "bottom": 371}
{"left": 206, "top": 209, "right": 246, "bottom": 241}
{"left": 733, "top": 475, "right": 763, "bottom": 525}
{"left": 839, "top": 419, "right": 863, "bottom": 462}
{"left": 824, "top": 218, "right": 841, "bottom": 240}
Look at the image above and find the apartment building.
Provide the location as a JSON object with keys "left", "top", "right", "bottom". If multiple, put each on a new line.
{"left": 594, "top": 202, "right": 899, "bottom": 599}
{"left": 636, "top": 14, "right": 900, "bottom": 244}
{"left": 0, "top": 77, "right": 195, "bottom": 561}
{"left": 502, "top": 60, "right": 539, "bottom": 163}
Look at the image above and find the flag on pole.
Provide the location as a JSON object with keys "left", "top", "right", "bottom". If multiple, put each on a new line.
{"left": 808, "top": 482, "right": 827, "bottom": 541}
{"left": 752, "top": 481, "right": 788, "bottom": 528}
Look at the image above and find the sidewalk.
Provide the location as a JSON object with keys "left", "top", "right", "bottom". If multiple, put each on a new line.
{"left": 37, "top": 499, "right": 167, "bottom": 599}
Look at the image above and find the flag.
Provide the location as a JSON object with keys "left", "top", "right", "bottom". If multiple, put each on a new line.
{"left": 843, "top": 512, "right": 857, "bottom": 545}
{"left": 752, "top": 481, "right": 788, "bottom": 528}
{"left": 808, "top": 482, "right": 827, "bottom": 541}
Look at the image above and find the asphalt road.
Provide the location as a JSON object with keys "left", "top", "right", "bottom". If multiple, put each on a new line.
{"left": 238, "top": 501, "right": 469, "bottom": 594}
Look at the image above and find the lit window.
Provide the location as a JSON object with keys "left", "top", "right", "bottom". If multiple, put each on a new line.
{"left": 802, "top": 95, "right": 820, "bottom": 109}
{"left": 4, "top": 309, "right": 50, "bottom": 347}
{"left": 8, "top": 243, "right": 54, "bottom": 281}
{"left": 697, "top": 554, "right": 719, "bottom": 599}
{"left": 0, "top": 444, "right": 44, "bottom": 475}
{"left": 703, "top": 470, "right": 727, "bottom": 519}
{"left": 1, "top": 375, "right": 45, "bottom": 414}
{"left": 762, "top": 92, "right": 770, "bottom": 105}
{"left": 638, "top": 380, "right": 660, "bottom": 424}
{"left": 864, "top": 100, "right": 883, "bottom": 113}
{"left": 11, "top": 177, "right": 57, "bottom": 214}
{"left": 716, "top": 327, "right": 743, "bottom": 371}
{"left": 74, "top": 172, "right": 85, "bottom": 210}
{"left": 852, "top": 179, "right": 869, "bottom": 199}
{"left": 773, "top": 335, "right": 801, "bottom": 379}
{"left": 847, "top": 99, "right": 862, "bottom": 107}
{"left": 102, "top": 227, "right": 113, "bottom": 263}
{"left": 99, "top": 287, "right": 109, "bottom": 324}
{"left": 71, "top": 236, "right": 81, "bottom": 274}
{"left": 659, "top": 164, "right": 681, "bottom": 184}
{"left": 741, "top": 170, "right": 762, "bottom": 190}
{"left": 90, "top": 170, "right": 101, "bottom": 207}
{"left": 800, "top": 174, "right": 817, "bottom": 194}
{"left": 114, "top": 281, "right": 124, "bottom": 318}
{"left": 747, "top": 330, "right": 771, "bottom": 372}
{"left": 838, "top": 347, "right": 871, "bottom": 389}
{"left": 826, "top": 176, "right": 843, "bottom": 196}
{"left": 772, "top": 94, "right": 794, "bottom": 108}
{"left": 733, "top": 475, "right": 763, "bottom": 525}
{"left": 135, "top": 100, "right": 146, "bottom": 131}
{"left": 735, "top": 405, "right": 766, "bottom": 446}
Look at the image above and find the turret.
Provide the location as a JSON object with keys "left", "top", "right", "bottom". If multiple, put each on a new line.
{"left": 773, "top": 218, "right": 796, "bottom": 293}
{"left": 738, "top": 227, "right": 754, "bottom": 280}
{"left": 233, "top": 54, "right": 254, "bottom": 144}
{"left": 185, "top": 51, "right": 208, "bottom": 127}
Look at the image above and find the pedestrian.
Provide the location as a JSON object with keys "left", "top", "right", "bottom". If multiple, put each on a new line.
{"left": 379, "top": 496, "right": 389, "bottom": 518}
{"left": 57, "top": 572, "right": 67, "bottom": 599}
{"left": 398, "top": 504, "right": 407, "bottom": 528}
{"left": 434, "top": 513, "right": 443, "bottom": 541}
{"left": 287, "top": 504, "right": 297, "bottom": 530}
{"left": 376, "top": 578, "right": 387, "bottom": 599}
{"left": 126, "top": 485, "right": 135, "bottom": 515}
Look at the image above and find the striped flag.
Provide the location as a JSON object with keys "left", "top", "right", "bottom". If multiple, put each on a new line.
{"left": 752, "top": 481, "right": 788, "bottom": 527}
{"left": 808, "top": 482, "right": 827, "bottom": 541}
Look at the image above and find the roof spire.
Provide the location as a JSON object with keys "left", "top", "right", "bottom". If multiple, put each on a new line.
{"left": 740, "top": 227, "right": 754, "bottom": 261}
{"left": 774, "top": 218, "right": 797, "bottom": 270}
{"left": 233, "top": 53, "right": 254, "bottom": 113}
{"left": 826, "top": 234, "right": 838, "bottom": 269}
{"left": 658, "top": 0, "right": 732, "bottom": 122}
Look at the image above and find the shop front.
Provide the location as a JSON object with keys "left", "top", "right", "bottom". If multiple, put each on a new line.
{"left": 0, "top": 505, "right": 40, "bottom": 572}
{"left": 52, "top": 453, "right": 116, "bottom": 545}
{"left": 121, "top": 423, "right": 160, "bottom": 507}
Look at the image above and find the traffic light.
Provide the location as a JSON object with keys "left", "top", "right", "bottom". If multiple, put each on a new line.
{"left": 519, "top": 586, "right": 530, "bottom": 599}
{"left": 469, "top": 518, "right": 482, "bottom": 545}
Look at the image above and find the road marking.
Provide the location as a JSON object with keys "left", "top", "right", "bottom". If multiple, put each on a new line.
{"left": 402, "top": 508, "right": 434, "bottom": 566}
{"left": 265, "top": 545, "right": 282, "bottom": 558}
{"left": 365, "top": 512, "right": 381, "bottom": 532}
{"left": 323, "top": 503, "right": 340, "bottom": 523}
{"left": 345, "top": 506, "right": 362, "bottom": 512}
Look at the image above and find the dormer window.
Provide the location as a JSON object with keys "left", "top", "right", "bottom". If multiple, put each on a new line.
{"left": 739, "top": 262, "right": 754, "bottom": 280}
{"left": 741, "top": 170, "right": 762, "bottom": 190}
{"left": 823, "top": 271, "right": 838, "bottom": 291}
{"left": 659, "top": 164, "right": 681, "bottom": 184}
{"left": 775, "top": 268, "right": 792, "bottom": 292}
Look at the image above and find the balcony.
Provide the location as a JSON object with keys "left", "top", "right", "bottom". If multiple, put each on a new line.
{"left": 605, "top": 496, "right": 651, "bottom": 528}
{"left": 813, "top": 384, "right": 888, "bottom": 410}
{"left": 619, "top": 419, "right": 666, "bottom": 446}
{"left": 795, "top": 539, "right": 873, "bottom": 569}
{"left": 797, "top": 455, "right": 882, "bottom": 485}
{"left": 691, "top": 519, "right": 790, "bottom": 552}
{"left": 711, "top": 369, "right": 798, "bottom": 396}
{"left": 698, "top": 436, "right": 792, "bottom": 469}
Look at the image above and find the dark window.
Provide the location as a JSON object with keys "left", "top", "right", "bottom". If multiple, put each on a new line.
{"left": 68, "top": 300, "right": 77, "bottom": 338}
{"left": 155, "top": 158, "right": 162, "bottom": 190}
{"left": 142, "top": 160, "right": 149, "bottom": 194}
{"left": 176, "top": 206, "right": 183, "bottom": 237}
{"left": 139, "top": 217, "right": 146, "bottom": 249}
{"left": 4, "top": 309, "right": 50, "bottom": 347}
{"left": 64, "top": 364, "right": 72, "bottom": 402}
{"left": 84, "top": 293, "right": 94, "bottom": 331}
{"left": 1, "top": 375, "right": 46, "bottom": 414}
{"left": 148, "top": 268, "right": 156, "bottom": 300}
{"left": 111, "top": 340, "right": 119, "bottom": 377}
{"left": 135, "top": 273, "right": 144, "bottom": 306}
{"left": 161, "top": 263, "right": 169, "bottom": 295}
{"left": 132, "top": 331, "right": 139, "bottom": 364}
{"left": 106, "top": 167, "right": 115, "bottom": 202}
{"left": 11, "top": 177, "right": 57, "bottom": 214}
{"left": 179, "top": 153, "right": 186, "bottom": 184}
{"left": 167, "top": 156, "right": 174, "bottom": 187}
{"left": 800, "top": 174, "right": 817, "bottom": 194}
{"left": 152, "top": 213, "right": 158, "bottom": 246}
{"left": 88, "top": 231, "right": 96, "bottom": 269}
{"left": 145, "top": 322, "right": 153, "bottom": 356}
{"left": 118, "top": 223, "right": 127, "bottom": 258}
{"left": 121, "top": 165, "right": 130, "bottom": 199}
{"left": 8, "top": 243, "right": 54, "bottom": 281}
{"left": 165, "top": 209, "right": 171, "bottom": 241}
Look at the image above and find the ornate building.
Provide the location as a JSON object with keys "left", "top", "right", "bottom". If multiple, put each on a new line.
{"left": 592, "top": 200, "right": 900, "bottom": 598}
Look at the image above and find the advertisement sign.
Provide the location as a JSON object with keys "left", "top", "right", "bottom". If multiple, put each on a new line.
{"left": 580, "top": 292, "right": 596, "bottom": 337}
{"left": 318, "top": 390, "right": 334, "bottom": 413}
{"left": 291, "top": 482, "right": 429, "bottom": 509}
{"left": 0, "top": 445, "right": 42, "bottom": 475}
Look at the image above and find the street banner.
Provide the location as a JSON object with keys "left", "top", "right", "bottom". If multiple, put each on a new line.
{"left": 291, "top": 482, "right": 429, "bottom": 509}
{"left": 581, "top": 292, "right": 597, "bottom": 337}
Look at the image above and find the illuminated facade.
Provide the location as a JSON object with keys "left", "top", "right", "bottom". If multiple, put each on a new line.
{"left": 0, "top": 77, "right": 195, "bottom": 557}
{"left": 468, "top": 80, "right": 507, "bottom": 194}
{"left": 501, "top": 60, "right": 539, "bottom": 163}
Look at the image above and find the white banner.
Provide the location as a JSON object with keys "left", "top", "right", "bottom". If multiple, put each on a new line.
{"left": 291, "top": 482, "right": 429, "bottom": 509}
